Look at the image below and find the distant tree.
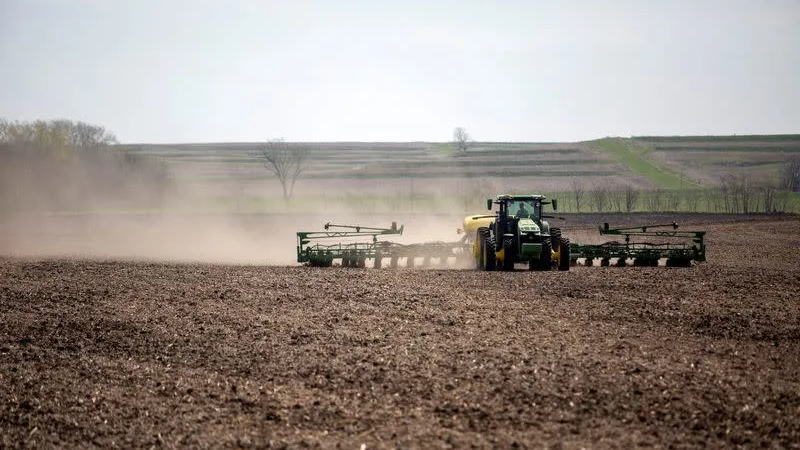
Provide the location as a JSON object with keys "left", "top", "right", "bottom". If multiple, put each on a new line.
{"left": 452, "top": 127, "right": 471, "bottom": 153}
{"left": 684, "top": 189, "right": 700, "bottom": 212}
{"left": 665, "top": 190, "right": 681, "bottom": 211}
{"left": 259, "top": 139, "right": 309, "bottom": 200}
{"left": 782, "top": 156, "right": 800, "bottom": 192}
{"left": 623, "top": 185, "right": 639, "bottom": 212}
{"left": 0, "top": 119, "right": 117, "bottom": 149}
{"left": 646, "top": 189, "right": 663, "bottom": 211}
{"left": 589, "top": 186, "right": 609, "bottom": 212}
{"left": 570, "top": 179, "right": 585, "bottom": 212}
{"left": 719, "top": 174, "right": 756, "bottom": 213}
{"left": 758, "top": 182, "right": 780, "bottom": 213}
{"left": 608, "top": 187, "right": 624, "bottom": 212}
{"left": 0, "top": 118, "right": 169, "bottom": 213}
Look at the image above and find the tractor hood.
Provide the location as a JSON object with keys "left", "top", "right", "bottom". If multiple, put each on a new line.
{"left": 518, "top": 218, "right": 540, "bottom": 233}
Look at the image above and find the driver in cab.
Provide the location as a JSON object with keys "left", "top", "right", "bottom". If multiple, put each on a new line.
{"left": 516, "top": 203, "right": 531, "bottom": 218}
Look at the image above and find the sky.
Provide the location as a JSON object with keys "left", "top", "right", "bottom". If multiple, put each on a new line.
{"left": 1, "top": 0, "right": 799, "bottom": 143}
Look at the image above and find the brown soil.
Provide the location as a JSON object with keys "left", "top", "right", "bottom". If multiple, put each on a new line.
{"left": 1, "top": 218, "right": 799, "bottom": 448}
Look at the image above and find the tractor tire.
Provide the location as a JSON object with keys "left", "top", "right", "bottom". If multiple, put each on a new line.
{"left": 550, "top": 227, "right": 562, "bottom": 248}
{"left": 532, "top": 239, "right": 552, "bottom": 271}
{"left": 502, "top": 237, "right": 515, "bottom": 271}
{"left": 557, "top": 237, "right": 571, "bottom": 271}
{"left": 483, "top": 235, "right": 497, "bottom": 271}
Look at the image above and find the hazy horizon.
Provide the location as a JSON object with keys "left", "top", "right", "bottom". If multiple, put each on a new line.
{"left": 2, "top": 0, "right": 799, "bottom": 144}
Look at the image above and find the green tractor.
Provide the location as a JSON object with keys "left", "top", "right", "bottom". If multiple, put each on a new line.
{"left": 466, "top": 194, "right": 571, "bottom": 271}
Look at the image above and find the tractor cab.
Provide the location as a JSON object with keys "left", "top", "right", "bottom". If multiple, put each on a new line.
{"left": 488, "top": 194, "right": 555, "bottom": 229}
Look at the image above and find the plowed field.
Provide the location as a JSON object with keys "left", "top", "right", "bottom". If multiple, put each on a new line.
{"left": 1, "top": 218, "right": 799, "bottom": 448}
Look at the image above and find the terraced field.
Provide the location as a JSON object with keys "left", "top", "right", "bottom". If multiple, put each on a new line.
{"left": 117, "top": 136, "right": 800, "bottom": 214}
{"left": 636, "top": 135, "right": 800, "bottom": 185}
{"left": 118, "top": 141, "right": 635, "bottom": 197}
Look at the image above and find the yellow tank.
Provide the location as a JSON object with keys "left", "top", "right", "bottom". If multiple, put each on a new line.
{"left": 462, "top": 214, "right": 495, "bottom": 235}
{"left": 462, "top": 214, "right": 496, "bottom": 262}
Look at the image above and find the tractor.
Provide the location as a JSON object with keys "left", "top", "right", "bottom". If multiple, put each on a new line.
{"left": 462, "top": 194, "right": 571, "bottom": 271}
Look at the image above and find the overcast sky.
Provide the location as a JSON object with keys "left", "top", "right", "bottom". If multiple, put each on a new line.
{"left": 1, "top": 0, "right": 799, "bottom": 143}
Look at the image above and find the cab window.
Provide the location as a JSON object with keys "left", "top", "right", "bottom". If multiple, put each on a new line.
{"left": 510, "top": 200, "right": 539, "bottom": 218}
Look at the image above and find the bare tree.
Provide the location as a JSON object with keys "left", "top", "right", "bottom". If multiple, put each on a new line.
{"left": 665, "top": 190, "right": 681, "bottom": 211}
{"left": 623, "top": 185, "right": 640, "bottom": 212}
{"left": 589, "top": 186, "right": 609, "bottom": 212}
{"left": 609, "top": 186, "right": 625, "bottom": 212}
{"left": 719, "top": 174, "right": 757, "bottom": 213}
{"left": 452, "top": 127, "right": 471, "bottom": 153}
{"left": 758, "top": 182, "right": 780, "bottom": 213}
{"left": 259, "top": 139, "right": 309, "bottom": 201}
{"left": 775, "top": 189, "right": 791, "bottom": 212}
{"left": 646, "top": 189, "right": 663, "bottom": 211}
{"left": 708, "top": 188, "right": 724, "bottom": 212}
{"left": 782, "top": 156, "right": 800, "bottom": 192}
{"left": 684, "top": 189, "right": 700, "bottom": 212}
{"left": 570, "top": 179, "right": 585, "bottom": 212}
{"left": 738, "top": 176, "right": 755, "bottom": 213}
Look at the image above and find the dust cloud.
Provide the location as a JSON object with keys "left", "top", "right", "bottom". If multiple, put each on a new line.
{"left": 0, "top": 142, "right": 473, "bottom": 265}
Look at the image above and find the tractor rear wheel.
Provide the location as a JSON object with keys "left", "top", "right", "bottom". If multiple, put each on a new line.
{"left": 502, "top": 237, "right": 515, "bottom": 271}
{"left": 557, "top": 237, "right": 571, "bottom": 271}
{"left": 477, "top": 228, "right": 488, "bottom": 270}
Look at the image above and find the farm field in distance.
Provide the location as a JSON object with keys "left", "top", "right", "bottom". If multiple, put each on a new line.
{"left": 118, "top": 134, "right": 800, "bottom": 214}
{"left": 1, "top": 215, "right": 798, "bottom": 448}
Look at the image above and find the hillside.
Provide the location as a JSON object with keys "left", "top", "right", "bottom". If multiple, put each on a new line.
{"left": 116, "top": 135, "right": 800, "bottom": 213}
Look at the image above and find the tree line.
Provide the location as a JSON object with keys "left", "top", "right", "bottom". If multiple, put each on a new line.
{"left": 0, "top": 119, "right": 171, "bottom": 213}
{"left": 565, "top": 162, "right": 799, "bottom": 214}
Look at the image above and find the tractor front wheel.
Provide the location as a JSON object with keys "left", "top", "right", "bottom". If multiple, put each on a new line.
{"left": 532, "top": 239, "right": 552, "bottom": 271}
{"left": 502, "top": 237, "right": 515, "bottom": 271}
{"left": 483, "top": 234, "right": 497, "bottom": 271}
